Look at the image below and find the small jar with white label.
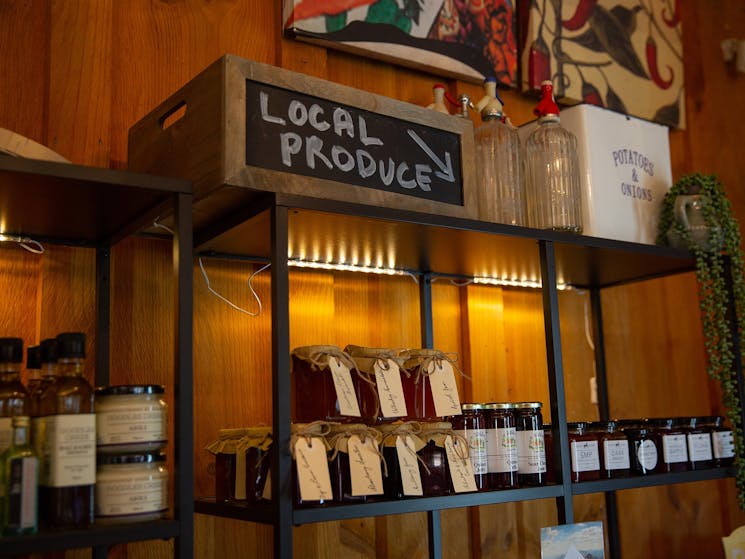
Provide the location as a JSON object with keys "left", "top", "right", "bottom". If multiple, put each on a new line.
{"left": 590, "top": 420, "right": 630, "bottom": 479}
{"left": 452, "top": 403, "right": 489, "bottom": 491}
{"left": 680, "top": 417, "right": 714, "bottom": 470}
{"left": 95, "top": 385, "right": 167, "bottom": 454}
{"left": 625, "top": 427, "right": 659, "bottom": 475}
{"left": 568, "top": 422, "right": 600, "bottom": 482}
{"left": 515, "top": 402, "right": 546, "bottom": 486}
{"left": 483, "top": 402, "right": 518, "bottom": 489}
{"left": 651, "top": 418, "right": 688, "bottom": 473}
{"left": 703, "top": 415, "right": 735, "bottom": 467}
{"left": 95, "top": 452, "right": 168, "bottom": 524}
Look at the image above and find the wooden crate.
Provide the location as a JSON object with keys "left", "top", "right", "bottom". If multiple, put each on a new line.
{"left": 128, "top": 54, "right": 483, "bottom": 225}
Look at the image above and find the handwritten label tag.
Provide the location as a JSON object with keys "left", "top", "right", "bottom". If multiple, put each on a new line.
{"left": 294, "top": 437, "right": 332, "bottom": 502}
{"left": 374, "top": 359, "right": 408, "bottom": 418}
{"left": 329, "top": 357, "right": 361, "bottom": 417}
{"left": 262, "top": 469, "right": 272, "bottom": 500}
{"left": 348, "top": 435, "right": 384, "bottom": 496}
{"left": 396, "top": 436, "right": 423, "bottom": 496}
{"left": 427, "top": 360, "right": 462, "bottom": 417}
{"left": 444, "top": 435, "right": 477, "bottom": 493}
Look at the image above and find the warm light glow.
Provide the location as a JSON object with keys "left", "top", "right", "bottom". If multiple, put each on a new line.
{"left": 473, "top": 275, "right": 570, "bottom": 290}
{"left": 288, "top": 259, "right": 409, "bottom": 276}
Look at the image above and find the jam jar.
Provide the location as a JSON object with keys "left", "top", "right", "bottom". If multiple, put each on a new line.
{"left": 590, "top": 420, "right": 630, "bottom": 478}
{"left": 483, "top": 403, "right": 518, "bottom": 489}
{"left": 680, "top": 417, "right": 713, "bottom": 470}
{"left": 651, "top": 418, "right": 688, "bottom": 473}
{"left": 327, "top": 423, "right": 384, "bottom": 503}
{"left": 399, "top": 349, "right": 462, "bottom": 421}
{"left": 704, "top": 415, "right": 735, "bottom": 467}
{"left": 417, "top": 422, "right": 454, "bottom": 496}
{"left": 625, "top": 427, "right": 659, "bottom": 475}
{"left": 567, "top": 422, "right": 600, "bottom": 482}
{"left": 452, "top": 404, "right": 489, "bottom": 491}
{"left": 238, "top": 427, "right": 273, "bottom": 501}
{"left": 377, "top": 422, "right": 425, "bottom": 499}
{"left": 94, "top": 384, "right": 167, "bottom": 454}
{"left": 206, "top": 428, "right": 250, "bottom": 502}
{"left": 291, "top": 422, "right": 334, "bottom": 507}
{"left": 345, "top": 345, "right": 405, "bottom": 424}
{"left": 291, "top": 345, "right": 373, "bottom": 423}
{"left": 515, "top": 402, "right": 546, "bottom": 486}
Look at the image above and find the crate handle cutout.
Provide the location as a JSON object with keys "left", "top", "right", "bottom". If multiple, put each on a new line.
{"left": 159, "top": 101, "right": 187, "bottom": 130}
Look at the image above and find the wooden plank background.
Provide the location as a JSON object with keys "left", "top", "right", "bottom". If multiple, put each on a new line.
{"left": 1, "top": 0, "right": 745, "bottom": 557}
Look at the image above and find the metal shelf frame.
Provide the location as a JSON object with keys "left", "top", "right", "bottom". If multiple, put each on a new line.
{"left": 0, "top": 158, "right": 193, "bottom": 558}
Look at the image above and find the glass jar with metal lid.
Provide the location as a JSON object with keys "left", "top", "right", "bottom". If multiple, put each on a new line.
{"left": 94, "top": 384, "right": 167, "bottom": 454}
{"left": 590, "top": 420, "right": 630, "bottom": 478}
{"left": 451, "top": 403, "right": 489, "bottom": 491}
{"left": 625, "top": 427, "right": 659, "bottom": 475}
{"left": 679, "top": 417, "right": 714, "bottom": 470}
{"left": 650, "top": 417, "right": 688, "bottom": 473}
{"left": 568, "top": 422, "right": 600, "bottom": 482}
{"left": 702, "top": 415, "right": 735, "bottom": 467}
{"left": 483, "top": 402, "right": 518, "bottom": 489}
{"left": 515, "top": 402, "right": 546, "bottom": 486}
{"left": 95, "top": 452, "right": 168, "bottom": 524}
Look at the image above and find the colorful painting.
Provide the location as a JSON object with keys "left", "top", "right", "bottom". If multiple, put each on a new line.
{"left": 283, "top": 0, "right": 519, "bottom": 86}
{"left": 541, "top": 522, "right": 605, "bottom": 559}
{"left": 519, "top": 0, "right": 685, "bottom": 128}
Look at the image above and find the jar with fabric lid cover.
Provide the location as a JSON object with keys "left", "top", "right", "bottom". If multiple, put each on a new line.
{"left": 344, "top": 345, "right": 406, "bottom": 424}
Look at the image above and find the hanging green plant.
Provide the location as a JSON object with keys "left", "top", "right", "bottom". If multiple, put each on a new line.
{"left": 657, "top": 173, "right": 745, "bottom": 507}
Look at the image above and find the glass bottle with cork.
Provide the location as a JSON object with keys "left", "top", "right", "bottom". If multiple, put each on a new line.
{"left": 25, "top": 346, "right": 41, "bottom": 415}
{"left": 1, "top": 415, "right": 38, "bottom": 535}
{"left": 0, "top": 338, "right": 31, "bottom": 456}
{"left": 38, "top": 332, "right": 95, "bottom": 529}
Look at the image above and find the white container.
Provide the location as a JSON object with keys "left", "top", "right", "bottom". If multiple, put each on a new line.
{"left": 95, "top": 385, "right": 167, "bottom": 453}
{"left": 519, "top": 104, "right": 672, "bottom": 244}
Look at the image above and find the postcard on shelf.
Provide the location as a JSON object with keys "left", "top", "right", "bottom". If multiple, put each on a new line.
{"left": 541, "top": 521, "right": 605, "bottom": 559}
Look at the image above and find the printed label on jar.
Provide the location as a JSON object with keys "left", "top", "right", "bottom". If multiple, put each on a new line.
{"left": 516, "top": 430, "right": 546, "bottom": 474}
{"left": 348, "top": 435, "right": 384, "bottom": 496}
{"left": 486, "top": 427, "right": 518, "bottom": 473}
{"left": 661, "top": 434, "right": 688, "bottom": 464}
{"left": 713, "top": 430, "right": 735, "bottom": 459}
{"left": 687, "top": 433, "right": 713, "bottom": 462}
{"left": 373, "top": 358, "right": 408, "bottom": 418}
{"left": 96, "top": 405, "right": 166, "bottom": 446}
{"left": 328, "top": 357, "right": 361, "bottom": 417}
{"left": 0, "top": 417, "right": 11, "bottom": 453}
{"left": 426, "top": 360, "right": 462, "bottom": 417}
{"left": 455, "top": 429, "right": 488, "bottom": 475}
{"left": 444, "top": 435, "right": 477, "bottom": 493}
{"left": 95, "top": 475, "right": 168, "bottom": 516}
{"left": 7, "top": 456, "right": 38, "bottom": 529}
{"left": 294, "top": 437, "right": 332, "bottom": 501}
{"left": 570, "top": 440, "right": 600, "bottom": 473}
{"left": 41, "top": 414, "right": 96, "bottom": 487}
{"left": 603, "top": 440, "right": 630, "bottom": 470}
{"left": 396, "top": 436, "right": 423, "bottom": 496}
{"left": 635, "top": 439, "right": 658, "bottom": 471}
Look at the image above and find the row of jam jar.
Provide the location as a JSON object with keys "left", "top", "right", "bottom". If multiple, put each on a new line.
{"left": 291, "top": 345, "right": 467, "bottom": 424}
{"left": 548, "top": 416, "right": 735, "bottom": 483}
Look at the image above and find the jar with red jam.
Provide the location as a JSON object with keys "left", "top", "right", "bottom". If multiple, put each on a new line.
{"left": 239, "top": 427, "right": 273, "bottom": 501}
{"left": 651, "top": 418, "right": 688, "bottom": 473}
{"left": 483, "top": 403, "right": 518, "bottom": 489}
{"left": 291, "top": 422, "right": 334, "bottom": 507}
{"left": 377, "top": 422, "right": 425, "bottom": 499}
{"left": 399, "top": 349, "right": 461, "bottom": 421}
{"left": 568, "top": 422, "right": 600, "bottom": 482}
{"left": 327, "top": 423, "right": 384, "bottom": 503}
{"left": 515, "top": 402, "right": 546, "bottom": 486}
{"left": 625, "top": 427, "right": 659, "bottom": 475}
{"left": 418, "top": 422, "right": 454, "bottom": 496}
{"left": 590, "top": 420, "right": 630, "bottom": 479}
{"left": 345, "top": 345, "right": 406, "bottom": 424}
{"left": 291, "top": 345, "right": 374, "bottom": 423}
{"left": 679, "top": 417, "right": 714, "bottom": 470}
{"left": 452, "top": 404, "right": 489, "bottom": 491}
{"left": 206, "top": 428, "right": 249, "bottom": 502}
{"left": 704, "top": 415, "right": 735, "bottom": 467}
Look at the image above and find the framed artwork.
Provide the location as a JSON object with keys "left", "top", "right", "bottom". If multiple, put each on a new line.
{"left": 541, "top": 521, "right": 605, "bottom": 559}
{"left": 519, "top": 0, "right": 685, "bottom": 128}
{"left": 283, "top": 0, "right": 519, "bottom": 87}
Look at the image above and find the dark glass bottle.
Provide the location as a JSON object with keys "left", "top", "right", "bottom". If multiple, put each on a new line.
{"left": 31, "top": 338, "right": 57, "bottom": 470}
{"left": 590, "top": 420, "right": 630, "bottom": 478}
{"left": 1, "top": 415, "right": 38, "bottom": 535}
{"left": 568, "top": 422, "right": 600, "bottom": 482}
{"left": 452, "top": 404, "right": 489, "bottom": 491}
{"left": 0, "top": 338, "right": 31, "bottom": 455}
{"left": 515, "top": 402, "right": 546, "bottom": 486}
{"left": 38, "top": 332, "right": 95, "bottom": 529}
{"left": 483, "top": 402, "right": 518, "bottom": 489}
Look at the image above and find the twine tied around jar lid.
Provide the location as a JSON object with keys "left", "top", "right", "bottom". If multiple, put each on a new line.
{"left": 290, "top": 421, "right": 336, "bottom": 458}
{"left": 205, "top": 428, "right": 253, "bottom": 455}
{"left": 236, "top": 426, "right": 273, "bottom": 454}
{"left": 378, "top": 421, "right": 431, "bottom": 475}
{"left": 327, "top": 422, "right": 387, "bottom": 477}
{"left": 400, "top": 349, "right": 470, "bottom": 384}
{"left": 418, "top": 421, "right": 470, "bottom": 461}
{"left": 344, "top": 345, "right": 410, "bottom": 378}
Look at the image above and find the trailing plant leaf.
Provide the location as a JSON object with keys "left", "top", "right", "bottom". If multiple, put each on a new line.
{"left": 657, "top": 173, "right": 745, "bottom": 509}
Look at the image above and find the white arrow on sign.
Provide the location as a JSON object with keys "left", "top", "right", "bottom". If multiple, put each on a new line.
{"left": 407, "top": 129, "right": 455, "bottom": 183}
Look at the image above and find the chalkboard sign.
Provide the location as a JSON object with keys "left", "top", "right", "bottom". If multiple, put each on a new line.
{"left": 245, "top": 80, "right": 464, "bottom": 206}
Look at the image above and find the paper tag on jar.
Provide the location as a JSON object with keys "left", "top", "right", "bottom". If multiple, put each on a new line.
{"left": 348, "top": 435, "right": 384, "bottom": 496}
{"left": 427, "top": 360, "right": 462, "bottom": 417}
{"left": 262, "top": 469, "right": 272, "bottom": 500}
{"left": 329, "top": 357, "right": 361, "bottom": 417}
{"left": 374, "top": 358, "right": 408, "bottom": 418}
{"left": 294, "top": 437, "right": 332, "bottom": 502}
{"left": 396, "top": 435, "right": 423, "bottom": 496}
{"left": 444, "top": 435, "right": 477, "bottom": 493}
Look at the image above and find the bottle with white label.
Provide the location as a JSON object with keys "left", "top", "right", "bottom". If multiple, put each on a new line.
{"left": 651, "top": 418, "right": 688, "bottom": 473}
{"left": 483, "top": 402, "right": 518, "bottom": 489}
{"left": 567, "top": 422, "right": 600, "bottom": 482}
{"left": 681, "top": 417, "right": 714, "bottom": 470}
{"left": 1, "top": 415, "right": 38, "bottom": 535}
{"left": 515, "top": 402, "right": 547, "bottom": 486}
{"left": 452, "top": 403, "right": 489, "bottom": 491}
{"left": 30, "top": 338, "right": 57, "bottom": 474}
{"left": 38, "top": 332, "right": 95, "bottom": 529}
{"left": 0, "top": 338, "right": 31, "bottom": 456}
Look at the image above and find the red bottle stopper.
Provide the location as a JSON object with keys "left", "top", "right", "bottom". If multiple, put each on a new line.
{"left": 533, "top": 80, "right": 560, "bottom": 118}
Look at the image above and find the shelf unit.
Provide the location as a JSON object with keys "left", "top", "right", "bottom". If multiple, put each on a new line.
{"left": 0, "top": 157, "right": 193, "bottom": 558}
{"left": 193, "top": 191, "right": 736, "bottom": 559}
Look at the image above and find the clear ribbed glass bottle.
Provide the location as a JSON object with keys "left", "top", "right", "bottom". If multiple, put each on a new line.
{"left": 525, "top": 80, "right": 582, "bottom": 233}
{"left": 475, "top": 77, "right": 525, "bottom": 226}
